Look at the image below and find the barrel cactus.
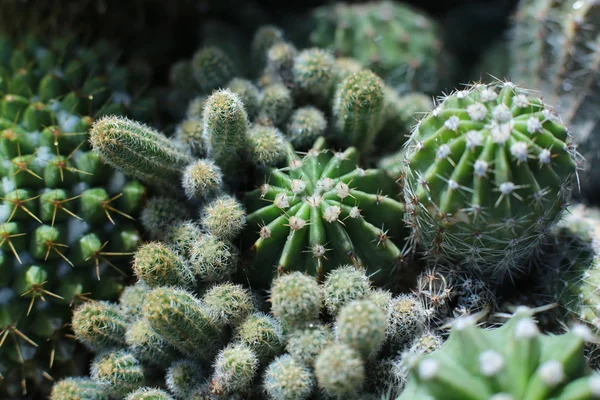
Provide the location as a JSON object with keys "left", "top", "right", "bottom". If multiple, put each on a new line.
{"left": 399, "top": 307, "right": 600, "bottom": 399}
{"left": 243, "top": 137, "right": 407, "bottom": 288}
{"left": 401, "top": 81, "right": 577, "bottom": 280}
{"left": 309, "top": 0, "right": 445, "bottom": 94}
{"left": 0, "top": 35, "right": 150, "bottom": 396}
{"left": 510, "top": 0, "right": 600, "bottom": 200}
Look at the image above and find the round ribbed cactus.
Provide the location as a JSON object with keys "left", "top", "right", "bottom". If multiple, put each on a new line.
{"left": 402, "top": 81, "right": 577, "bottom": 279}
{"left": 399, "top": 308, "right": 600, "bottom": 399}
{"left": 243, "top": 137, "right": 407, "bottom": 288}
{"left": 0, "top": 35, "right": 150, "bottom": 396}
{"left": 309, "top": 0, "right": 444, "bottom": 94}
{"left": 510, "top": 0, "right": 600, "bottom": 200}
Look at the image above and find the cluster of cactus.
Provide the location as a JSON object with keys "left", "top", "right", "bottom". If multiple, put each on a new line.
{"left": 51, "top": 264, "right": 446, "bottom": 399}
{"left": 308, "top": 0, "right": 449, "bottom": 94}
{"left": 400, "top": 307, "right": 600, "bottom": 400}
{"left": 0, "top": 34, "right": 155, "bottom": 396}
{"left": 382, "top": 81, "right": 578, "bottom": 281}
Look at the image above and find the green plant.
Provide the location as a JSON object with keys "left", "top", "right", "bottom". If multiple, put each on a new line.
{"left": 0, "top": 35, "right": 150, "bottom": 396}
{"left": 243, "top": 137, "right": 407, "bottom": 288}
{"left": 398, "top": 308, "right": 600, "bottom": 399}
{"left": 402, "top": 81, "right": 578, "bottom": 280}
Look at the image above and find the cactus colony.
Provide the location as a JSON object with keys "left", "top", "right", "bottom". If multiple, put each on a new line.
{"left": 3, "top": 0, "right": 600, "bottom": 399}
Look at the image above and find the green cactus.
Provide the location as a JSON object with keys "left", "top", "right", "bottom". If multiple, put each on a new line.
{"left": 71, "top": 300, "right": 128, "bottom": 352}
{"left": 243, "top": 137, "right": 407, "bottom": 288}
{"left": 309, "top": 1, "right": 445, "bottom": 94}
{"left": 398, "top": 308, "right": 600, "bottom": 400}
{"left": 90, "top": 349, "right": 146, "bottom": 397}
{"left": 270, "top": 271, "right": 323, "bottom": 330}
{"left": 510, "top": 0, "right": 600, "bottom": 200}
{"left": 402, "top": 81, "right": 577, "bottom": 279}
{"left": 49, "top": 377, "right": 108, "bottom": 400}
{"left": 336, "top": 299, "right": 387, "bottom": 359}
{"left": 126, "top": 387, "right": 176, "bottom": 400}
{"left": 0, "top": 35, "right": 149, "bottom": 396}
{"left": 314, "top": 342, "right": 365, "bottom": 398}
{"left": 263, "top": 354, "right": 315, "bottom": 400}
{"left": 209, "top": 342, "right": 259, "bottom": 395}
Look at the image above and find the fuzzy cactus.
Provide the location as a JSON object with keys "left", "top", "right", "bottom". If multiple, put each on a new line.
{"left": 309, "top": 0, "right": 445, "bottom": 94}
{"left": 0, "top": 35, "right": 149, "bottom": 396}
{"left": 402, "top": 81, "right": 577, "bottom": 279}
{"left": 243, "top": 137, "right": 407, "bottom": 288}
{"left": 510, "top": 0, "right": 600, "bottom": 200}
{"left": 50, "top": 377, "right": 108, "bottom": 400}
{"left": 399, "top": 308, "right": 600, "bottom": 399}
{"left": 263, "top": 354, "right": 315, "bottom": 400}
{"left": 90, "top": 350, "right": 145, "bottom": 396}
{"left": 270, "top": 271, "right": 322, "bottom": 330}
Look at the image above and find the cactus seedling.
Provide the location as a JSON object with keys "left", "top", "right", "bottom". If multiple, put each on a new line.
{"left": 403, "top": 81, "right": 577, "bottom": 279}
{"left": 243, "top": 137, "right": 407, "bottom": 288}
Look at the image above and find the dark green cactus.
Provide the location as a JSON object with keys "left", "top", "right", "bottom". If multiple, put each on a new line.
{"left": 243, "top": 137, "right": 407, "bottom": 288}
{"left": 402, "top": 81, "right": 578, "bottom": 279}
{"left": 0, "top": 35, "right": 150, "bottom": 396}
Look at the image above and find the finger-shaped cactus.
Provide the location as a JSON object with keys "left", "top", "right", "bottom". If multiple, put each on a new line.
{"left": 243, "top": 137, "right": 407, "bottom": 288}
{"left": 90, "top": 350, "right": 145, "bottom": 397}
{"left": 398, "top": 308, "right": 600, "bottom": 400}
{"left": 50, "top": 377, "right": 109, "bottom": 400}
{"left": 209, "top": 343, "right": 259, "bottom": 396}
{"left": 71, "top": 301, "right": 128, "bottom": 351}
{"left": 403, "top": 81, "right": 577, "bottom": 279}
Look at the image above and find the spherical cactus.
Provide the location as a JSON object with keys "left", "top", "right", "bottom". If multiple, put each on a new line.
{"left": 243, "top": 137, "right": 407, "bottom": 288}
{"left": 236, "top": 312, "right": 285, "bottom": 364}
{"left": 140, "top": 196, "right": 191, "bottom": 240}
{"left": 259, "top": 83, "right": 293, "bottom": 127}
{"left": 124, "top": 317, "right": 179, "bottom": 366}
{"left": 210, "top": 343, "right": 259, "bottom": 396}
{"left": 263, "top": 354, "right": 315, "bottom": 400}
{"left": 182, "top": 160, "right": 223, "bottom": 200}
{"left": 336, "top": 299, "right": 387, "bottom": 359}
{"left": 227, "top": 78, "right": 261, "bottom": 119}
{"left": 402, "top": 81, "right": 577, "bottom": 279}
{"left": 286, "top": 324, "right": 334, "bottom": 367}
{"left": 309, "top": 1, "right": 445, "bottom": 94}
{"left": 386, "top": 294, "right": 427, "bottom": 351}
{"left": 314, "top": 343, "right": 365, "bottom": 398}
{"left": 398, "top": 309, "right": 600, "bottom": 400}
{"left": 165, "top": 359, "right": 204, "bottom": 399}
{"left": 246, "top": 123, "right": 288, "bottom": 167}
{"left": 0, "top": 35, "right": 149, "bottom": 396}
{"left": 200, "top": 195, "right": 246, "bottom": 242}
{"left": 270, "top": 271, "right": 322, "bottom": 330}
{"left": 323, "top": 265, "right": 371, "bottom": 316}
{"left": 188, "top": 233, "right": 240, "bottom": 283}
{"left": 191, "top": 46, "right": 237, "bottom": 92}
{"left": 285, "top": 106, "right": 327, "bottom": 149}
{"left": 292, "top": 48, "right": 336, "bottom": 101}
{"left": 119, "top": 281, "right": 149, "bottom": 320}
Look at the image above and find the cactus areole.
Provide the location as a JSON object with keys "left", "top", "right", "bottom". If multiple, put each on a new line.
{"left": 244, "top": 137, "right": 407, "bottom": 288}
{"left": 403, "top": 82, "right": 577, "bottom": 279}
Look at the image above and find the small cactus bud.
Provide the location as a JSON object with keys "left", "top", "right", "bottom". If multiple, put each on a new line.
{"left": 270, "top": 271, "right": 322, "bottom": 330}
{"left": 265, "top": 41, "right": 297, "bottom": 86}
{"left": 182, "top": 159, "right": 223, "bottom": 200}
{"left": 119, "top": 281, "right": 150, "bottom": 320}
{"left": 246, "top": 124, "right": 288, "bottom": 166}
{"left": 387, "top": 294, "right": 427, "bottom": 351}
{"left": 227, "top": 78, "right": 261, "bottom": 119}
{"left": 286, "top": 106, "right": 327, "bottom": 148}
{"left": 200, "top": 195, "right": 246, "bottom": 241}
{"left": 132, "top": 241, "right": 195, "bottom": 289}
{"left": 203, "top": 282, "right": 256, "bottom": 328}
{"left": 174, "top": 118, "right": 206, "bottom": 157}
{"left": 50, "top": 377, "right": 109, "bottom": 400}
{"left": 188, "top": 233, "right": 240, "bottom": 282}
{"left": 259, "top": 83, "right": 293, "bottom": 126}
{"left": 293, "top": 48, "right": 336, "bottom": 99}
{"left": 125, "top": 388, "right": 175, "bottom": 400}
{"left": 210, "top": 343, "right": 259, "bottom": 395}
{"left": 192, "top": 46, "right": 237, "bottom": 92}
{"left": 333, "top": 69, "right": 385, "bottom": 155}
{"left": 286, "top": 324, "right": 334, "bottom": 367}
{"left": 140, "top": 197, "right": 191, "bottom": 240}
{"left": 315, "top": 343, "right": 365, "bottom": 397}
{"left": 125, "top": 318, "right": 179, "bottom": 366}
{"left": 323, "top": 265, "right": 371, "bottom": 316}
{"left": 166, "top": 360, "right": 205, "bottom": 399}
{"left": 252, "top": 25, "right": 285, "bottom": 75}
{"left": 90, "top": 350, "right": 145, "bottom": 397}
{"left": 236, "top": 312, "right": 285, "bottom": 364}
{"left": 263, "top": 354, "right": 315, "bottom": 400}
{"left": 336, "top": 299, "right": 387, "bottom": 358}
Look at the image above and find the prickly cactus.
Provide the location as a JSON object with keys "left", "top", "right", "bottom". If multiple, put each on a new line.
{"left": 402, "top": 81, "right": 577, "bottom": 279}
{"left": 243, "top": 137, "right": 407, "bottom": 288}
{"left": 0, "top": 35, "right": 150, "bottom": 396}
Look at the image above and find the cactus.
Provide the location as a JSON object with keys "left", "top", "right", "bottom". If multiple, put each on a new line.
{"left": 402, "top": 81, "right": 577, "bottom": 279}
{"left": 285, "top": 106, "right": 327, "bottom": 149}
{"left": 510, "top": 0, "right": 600, "bottom": 200}
{"left": 90, "top": 349, "right": 146, "bottom": 396}
{"left": 309, "top": 1, "right": 445, "bottom": 94}
{"left": 209, "top": 342, "right": 259, "bottom": 395}
{"left": 165, "top": 359, "right": 204, "bottom": 399}
{"left": 263, "top": 354, "right": 315, "bottom": 400}
{"left": 270, "top": 271, "right": 322, "bottom": 330}
{"left": 314, "top": 343, "right": 365, "bottom": 398}
{"left": 335, "top": 299, "right": 387, "bottom": 359}
{"left": 71, "top": 301, "right": 128, "bottom": 352}
{"left": 132, "top": 241, "right": 195, "bottom": 289}
{"left": 243, "top": 137, "right": 407, "bottom": 288}
{"left": 0, "top": 35, "right": 150, "bottom": 396}
{"left": 323, "top": 265, "right": 372, "bottom": 316}
{"left": 398, "top": 308, "right": 600, "bottom": 400}
{"left": 50, "top": 377, "right": 108, "bottom": 400}
{"left": 126, "top": 388, "right": 175, "bottom": 400}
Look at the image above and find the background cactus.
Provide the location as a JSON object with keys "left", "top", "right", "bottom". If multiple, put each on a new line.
{"left": 509, "top": 0, "right": 600, "bottom": 201}
{"left": 243, "top": 137, "right": 408, "bottom": 288}
{"left": 0, "top": 35, "right": 151, "bottom": 397}
{"left": 401, "top": 81, "right": 578, "bottom": 280}
{"left": 309, "top": 1, "right": 448, "bottom": 94}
